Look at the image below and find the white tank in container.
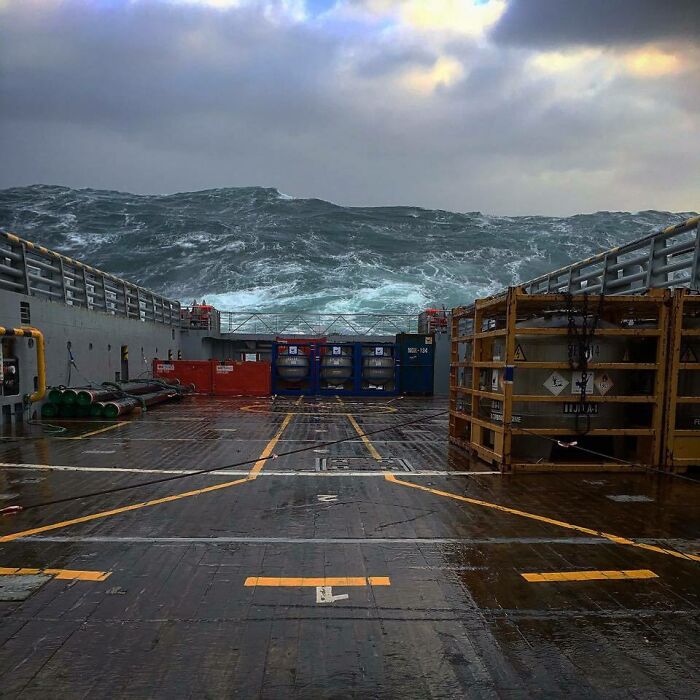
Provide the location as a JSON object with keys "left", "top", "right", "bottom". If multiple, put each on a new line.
{"left": 276, "top": 349, "right": 309, "bottom": 382}
{"left": 490, "top": 314, "right": 629, "bottom": 459}
{"left": 321, "top": 346, "right": 353, "bottom": 385}
{"left": 361, "top": 345, "right": 395, "bottom": 388}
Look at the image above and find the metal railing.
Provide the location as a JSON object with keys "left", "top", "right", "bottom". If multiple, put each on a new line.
{"left": 217, "top": 311, "right": 418, "bottom": 336}
{"left": 521, "top": 215, "right": 700, "bottom": 296}
{"left": 0, "top": 231, "right": 180, "bottom": 325}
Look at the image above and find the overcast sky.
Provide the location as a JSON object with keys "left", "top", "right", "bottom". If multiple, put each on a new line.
{"left": 1, "top": 0, "right": 698, "bottom": 215}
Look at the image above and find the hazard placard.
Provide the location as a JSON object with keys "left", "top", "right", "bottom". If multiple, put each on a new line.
{"left": 543, "top": 371, "right": 569, "bottom": 396}
{"left": 513, "top": 344, "right": 527, "bottom": 361}
{"left": 594, "top": 372, "right": 613, "bottom": 396}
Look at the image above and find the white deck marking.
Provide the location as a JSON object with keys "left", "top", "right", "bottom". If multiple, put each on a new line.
{"left": 317, "top": 494, "right": 338, "bottom": 502}
{"left": 14, "top": 536, "right": 698, "bottom": 546}
{"left": 0, "top": 462, "right": 499, "bottom": 477}
{"left": 316, "top": 586, "right": 349, "bottom": 603}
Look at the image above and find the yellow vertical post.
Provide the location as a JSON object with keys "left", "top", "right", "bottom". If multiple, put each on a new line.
{"left": 662, "top": 289, "right": 683, "bottom": 471}
{"left": 651, "top": 290, "right": 669, "bottom": 469}
{"left": 501, "top": 288, "right": 518, "bottom": 471}
{"left": 471, "top": 303, "right": 482, "bottom": 453}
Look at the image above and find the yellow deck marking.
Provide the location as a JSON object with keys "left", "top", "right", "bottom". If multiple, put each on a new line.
{"left": 385, "top": 474, "right": 700, "bottom": 564}
{"left": 347, "top": 415, "right": 382, "bottom": 461}
{"left": 335, "top": 396, "right": 344, "bottom": 404}
{"left": 72, "top": 422, "right": 129, "bottom": 439}
{"left": 0, "top": 414, "right": 295, "bottom": 543}
{"left": 522, "top": 569, "right": 658, "bottom": 582}
{"left": 295, "top": 395, "right": 304, "bottom": 406}
{"left": 244, "top": 576, "right": 390, "bottom": 587}
{"left": 0, "top": 477, "right": 250, "bottom": 543}
{"left": 0, "top": 566, "right": 111, "bottom": 581}
{"left": 248, "top": 413, "right": 293, "bottom": 479}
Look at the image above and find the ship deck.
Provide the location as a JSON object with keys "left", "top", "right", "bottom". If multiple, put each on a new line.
{"left": 0, "top": 396, "right": 699, "bottom": 698}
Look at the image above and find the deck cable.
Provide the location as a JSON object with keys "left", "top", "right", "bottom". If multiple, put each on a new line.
{"left": 1, "top": 409, "right": 451, "bottom": 514}
{"left": 517, "top": 426, "right": 700, "bottom": 484}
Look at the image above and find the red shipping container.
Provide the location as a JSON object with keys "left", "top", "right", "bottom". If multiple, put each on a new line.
{"left": 153, "top": 360, "right": 213, "bottom": 394}
{"left": 212, "top": 361, "right": 271, "bottom": 396}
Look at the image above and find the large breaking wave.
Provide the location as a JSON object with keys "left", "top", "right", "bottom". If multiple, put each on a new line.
{"left": 0, "top": 185, "right": 695, "bottom": 313}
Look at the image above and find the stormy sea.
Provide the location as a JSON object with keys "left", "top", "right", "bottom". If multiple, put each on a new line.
{"left": 0, "top": 185, "right": 695, "bottom": 313}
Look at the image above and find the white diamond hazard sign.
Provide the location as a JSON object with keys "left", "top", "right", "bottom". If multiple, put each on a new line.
{"left": 543, "top": 371, "right": 569, "bottom": 396}
{"left": 595, "top": 372, "right": 614, "bottom": 396}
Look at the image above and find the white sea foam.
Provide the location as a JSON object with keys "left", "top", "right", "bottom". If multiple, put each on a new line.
{"left": 2, "top": 185, "right": 693, "bottom": 314}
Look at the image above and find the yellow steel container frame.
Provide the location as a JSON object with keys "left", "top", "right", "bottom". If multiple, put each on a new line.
{"left": 449, "top": 288, "right": 669, "bottom": 473}
{"left": 663, "top": 289, "right": 700, "bottom": 472}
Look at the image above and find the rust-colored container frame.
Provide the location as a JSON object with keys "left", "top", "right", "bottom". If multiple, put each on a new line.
{"left": 449, "top": 287, "right": 670, "bottom": 472}
{"left": 663, "top": 289, "right": 700, "bottom": 472}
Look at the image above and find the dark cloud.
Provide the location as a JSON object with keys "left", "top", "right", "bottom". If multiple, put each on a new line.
{"left": 0, "top": 0, "right": 697, "bottom": 215}
{"left": 491, "top": 0, "right": 700, "bottom": 47}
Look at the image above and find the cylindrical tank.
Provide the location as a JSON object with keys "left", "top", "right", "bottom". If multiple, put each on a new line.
{"left": 276, "top": 352, "right": 309, "bottom": 383}
{"left": 320, "top": 349, "right": 353, "bottom": 385}
{"left": 362, "top": 348, "right": 395, "bottom": 384}
{"left": 489, "top": 314, "right": 628, "bottom": 459}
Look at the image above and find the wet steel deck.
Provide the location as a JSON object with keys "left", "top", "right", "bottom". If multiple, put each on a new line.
{"left": 0, "top": 396, "right": 699, "bottom": 698}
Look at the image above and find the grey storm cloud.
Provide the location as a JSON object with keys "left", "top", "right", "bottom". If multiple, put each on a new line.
{"left": 0, "top": 0, "right": 698, "bottom": 215}
{"left": 491, "top": 0, "right": 700, "bottom": 47}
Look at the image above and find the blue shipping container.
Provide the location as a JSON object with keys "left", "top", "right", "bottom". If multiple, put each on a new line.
{"left": 397, "top": 333, "right": 435, "bottom": 395}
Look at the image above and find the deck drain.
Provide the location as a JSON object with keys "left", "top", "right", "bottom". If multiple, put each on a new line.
{"left": 318, "top": 457, "right": 415, "bottom": 472}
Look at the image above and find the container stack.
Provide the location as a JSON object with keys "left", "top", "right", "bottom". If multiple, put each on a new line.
{"left": 42, "top": 380, "right": 193, "bottom": 420}
{"left": 450, "top": 288, "right": 669, "bottom": 472}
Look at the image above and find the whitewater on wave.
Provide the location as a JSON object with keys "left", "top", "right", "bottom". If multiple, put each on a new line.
{"left": 0, "top": 185, "right": 695, "bottom": 314}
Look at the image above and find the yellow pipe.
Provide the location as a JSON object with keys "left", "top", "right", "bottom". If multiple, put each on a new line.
{"left": 0, "top": 326, "right": 46, "bottom": 403}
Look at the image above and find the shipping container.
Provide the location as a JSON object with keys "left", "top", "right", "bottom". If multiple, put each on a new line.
{"left": 450, "top": 288, "right": 669, "bottom": 472}
{"left": 154, "top": 359, "right": 213, "bottom": 394}
{"left": 212, "top": 360, "right": 271, "bottom": 396}
{"left": 396, "top": 333, "right": 435, "bottom": 395}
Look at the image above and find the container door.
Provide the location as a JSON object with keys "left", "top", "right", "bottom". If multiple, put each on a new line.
{"left": 399, "top": 334, "right": 435, "bottom": 395}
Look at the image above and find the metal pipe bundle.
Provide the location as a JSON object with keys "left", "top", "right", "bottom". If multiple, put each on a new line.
{"left": 43, "top": 379, "right": 192, "bottom": 421}
{"left": 76, "top": 382, "right": 172, "bottom": 406}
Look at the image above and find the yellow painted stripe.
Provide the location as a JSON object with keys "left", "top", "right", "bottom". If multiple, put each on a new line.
{"left": 244, "top": 576, "right": 390, "bottom": 587}
{"left": 72, "top": 422, "right": 129, "bottom": 439}
{"left": 384, "top": 474, "right": 700, "bottom": 564}
{"left": 347, "top": 414, "right": 382, "bottom": 461}
{"left": 0, "top": 477, "right": 250, "bottom": 543}
{"left": 248, "top": 413, "right": 293, "bottom": 479}
{"left": 0, "top": 414, "right": 294, "bottom": 543}
{"left": 522, "top": 570, "right": 658, "bottom": 583}
{"left": 0, "top": 566, "right": 111, "bottom": 581}
{"left": 295, "top": 395, "right": 304, "bottom": 406}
